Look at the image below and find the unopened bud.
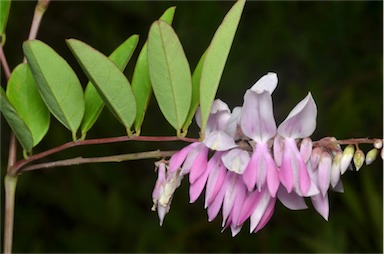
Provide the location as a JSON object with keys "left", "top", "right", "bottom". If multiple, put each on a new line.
{"left": 331, "top": 152, "right": 342, "bottom": 188}
{"left": 366, "top": 148, "right": 378, "bottom": 165}
{"left": 310, "top": 147, "right": 322, "bottom": 169}
{"left": 353, "top": 150, "right": 365, "bottom": 171}
{"left": 340, "top": 145, "right": 354, "bottom": 174}
{"left": 373, "top": 139, "right": 383, "bottom": 149}
{"left": 300, "top": 138, "right": 313, "bottom": 163}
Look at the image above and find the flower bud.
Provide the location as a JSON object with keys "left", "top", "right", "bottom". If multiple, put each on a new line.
{"left": 340, "top": 145, "right": 354, "bottom": 174}
{"left": 310, "top": 147, "right": 322, "bottom": 169}
{"left": 353, "top": 150, "right": 365, "bottom": 171}
{"left": 330, "top": 152, "right": 342, "bottom": 188}
{"left": 373, "top": 139, "right": 383, "bottom": 149}
{"left": 300, "top": 138, "right": 313, "bottom": 163}
{"left": 365, "top": 148, "right": 378, "bottom": 165}
{"left": 318, "top": 151, "right": 332, "bottom": 196}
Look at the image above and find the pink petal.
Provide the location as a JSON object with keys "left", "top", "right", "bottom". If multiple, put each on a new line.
{"left": 279, "top": 140, "right": 294, "bottom": 193}
{"left": 262, "top": 144, "right": 279, "bottom": 197}
{"left": 222, "top": 172, "right": 239, "bottom": 226}
{"left": 280, "top": 138, "right": 311, "bottom": 196}
{"left": 250, "top": 72, "right": 278, "bottom": 94}
{"left": 237, "top": 189, "right": 263, "bottom": 225}
{"left": 203, "top": 130, "right": 238, "bottom": 151}
{"left": 181, "top": 143, "right": 203, "bottom": 175}
{"left": 157, "top": 204, "right": 169, "bottom": 226}
{"left": 169, "top": 143, "right": 199, "bottom": 173}
{"left": 205, "top": 158, "right": 226, "bottom": 208}
{"left": 222, "top": 148, "right": 250, "bottom": 174}
{"left": 311, "top": 193, "right": 329, "bottom": 221}
{"left": 189, "top": 146, "right": 209, "bottom": 184}
{"left": 229, "top": 179, "right": 247, "bottom": 227}
{"left": 207, "top": 172, "right": 229, "bottom": 222}
{"left": 277, "top": 93, "right": 317, "bottom": 139}
{"left": 255, "top": 152, "right": 267, "bottom": 192}
{"left": 254, "top": 197, "right": 276, "bottom": 233}
{"left": 273, "top": 135, "right": 284, "bottom": 167}
{"left": 242, "top": 148, "right": 260, "bottom": 191}
{"left": 240, "top": 90, "right": 277, "bottom": 143}
{"left": 189, "top": 159, "right": 211, "bottom": 203}
{"left": 250, "top": 190, "right": 272, "bottom": 233}
{"left": 299, "top": 138, "right": 313, "bottom": 163}
{"left": 318, "top": 151, "right": 332, "bottom": 197}
{"left": 277, "top": 186, "right": 308, "bottom": 210}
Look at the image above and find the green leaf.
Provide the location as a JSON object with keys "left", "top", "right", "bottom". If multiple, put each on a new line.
{"left": 132, "top": 6, "right": 176, "bottom": 135}
{"left": 6, "top": 63, "right": 50, "bottom": 146}
{"left": 199, "top": 0, "right": 245, "bottom": 137}
{"left": 0, "top": 87, "right": 33, "bottom": 153}
{"left": 23, "top": 40, "right": 85, "bottom": 141}
{"left": 67, "top": 39, "right": 137, "bottom": 136}
{"left": 81, "top": 34, "right": 139, "bottom": 138}
{"left": 182, "top": 51, "right": 207, "bottom": 133}
{"left": 147, "top": 20, "right": 192, "bottom": 135}
{"left": 0, "top": 0, "right": 11, "bottom": 45}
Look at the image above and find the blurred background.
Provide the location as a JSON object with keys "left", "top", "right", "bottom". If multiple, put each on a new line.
{"left": 1, "top": 1, "right": 382, "bottom": 252}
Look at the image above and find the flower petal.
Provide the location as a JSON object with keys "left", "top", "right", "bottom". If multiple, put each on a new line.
{"left": 169, "top": 143, "right": 199, "bottom": 173}
{"left": 189, "top": 158, "right": 211, "bottom": 203}
{"left": 273, "top": 135, "right": 284, "bottom": 167}
{"left": 203, "top": 130, "right": 237, "bottom": 151}
{"left": 254, "top": 197, "right": 276, "bottom": 233}
{"left": 240, "top": 90, "right": 277, "bottom": 143}
{"left": 318, "top": 151, "right": 332, "bottom": 197}
{"left": 300, "top": 138, "right": 313, "bottom": 163}
{"left": 249, "top": 190, "right": 272, "bottom": 233}
{"left": 277, "top": 186, "right": 308, "bottom": 210}
{"left": 207, "top": 172, "right": 229, "bottom": 222}
{"left": 181, "top": 143, "right": 203, "bottom": 175}
{"left": 250, "top": 72, "right": 278, "bottom": 94}
{"left": 205, "top": 155, "right": 226, "bottom": 208}
{"left": 189, "top": 146, "right": 209, "bottom": 184}
{"left": 311, "top": 193, "right": 329, "bottom": 221}
{"left": 237, "top": 189, "right": 263, "bottom": 225}
{"left": 222, "top": 148, "right": 250, "bottom": 174}
{"left": 195, "top": 99, "right": 230, "bottom": 129}
{"left": 224, "top": 106, "right": 242, "bottom": 138}
{"left": 222, "top": 172, "right": 239, "bottom": 226}
{"left": 242, "top": 148, "right": 260, "bottom": 191}
{"left": 277, "top": 92, "right": 317, "bottom": 139}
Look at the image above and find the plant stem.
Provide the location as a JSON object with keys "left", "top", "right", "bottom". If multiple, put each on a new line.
{"left": 3, "top": 175, "right": 18, "bottom": 254}
{"left": 4, "top": 1, "right": 51, "bottom": 253}
{"left": 21, "top": 150, "right": 178, "bottom": 172}
{"left": 10, "top": 135, "right": 198, "bottom": 175}
{"left": 0, "top": 45, "right": 11, "bottom": 79}
{"left": 27, "top": 0, "right": 50, "bottom": 40}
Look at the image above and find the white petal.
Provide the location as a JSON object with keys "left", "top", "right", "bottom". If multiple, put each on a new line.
{"left": 203, "top": 130, "right": 237, "bottom": 151}
{"left": 250, "top": 72, "right": 278, "bottom": 94}
{"left": 224, "top": 106, "right": 242, "bottom": 138}
{"left": 311, "top": 193, "right": 329, "bottom": 221}
{"left": 222, "top": 148, "right": 250, "bottom": 174}
{"left": 277, "top": 93, "right": 317, "bottom": 139}
{"left": 240, "top": 90, "right": 277, "bottom": 143}
{"left": 277, "top": 186, "right": 308, "bottom": 210}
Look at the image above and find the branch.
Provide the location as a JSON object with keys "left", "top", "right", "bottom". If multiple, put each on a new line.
{"left": 20, "top": 150, "right": 178, "bottom": 173}
{"left": 0, "top": 45, "right": 11, "bottom": 80}
{"left": 10, "top": 135, "right": 198, "bottom": 175}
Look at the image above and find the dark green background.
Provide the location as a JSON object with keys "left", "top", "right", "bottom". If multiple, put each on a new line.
{"left": 1, "top": 1, "right": 382, "bottom": 252}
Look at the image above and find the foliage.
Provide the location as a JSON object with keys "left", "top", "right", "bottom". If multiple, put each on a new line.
{"left": 0, "top": 1, "right": 382, "bottom": 253}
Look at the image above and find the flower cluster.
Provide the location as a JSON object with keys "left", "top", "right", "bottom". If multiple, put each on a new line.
{"left": 152, "top": 72, "right": 382, "bottom": 236}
